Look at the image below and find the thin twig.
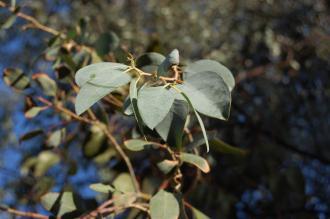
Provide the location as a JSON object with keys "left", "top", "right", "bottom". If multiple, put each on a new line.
{"left": 0, "top": 205, "right": 49, "bottom": 219}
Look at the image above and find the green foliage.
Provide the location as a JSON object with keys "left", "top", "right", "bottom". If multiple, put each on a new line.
{"left": 150, "top": 190, "right": 180, "bottom": 219}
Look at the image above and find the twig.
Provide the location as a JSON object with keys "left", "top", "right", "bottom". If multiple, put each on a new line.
{"left": 0, "top": 1, "right": 62, "bottom": 36}
{"left": 37, "top": 96, "right": 140, "bottom": 193}
{"left": 0, "top": 205, "right": 49, "bottom": 219}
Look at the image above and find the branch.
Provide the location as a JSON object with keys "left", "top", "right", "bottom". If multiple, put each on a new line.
{"left": 0, "top": 205, "right": 48, "bottom": 219}
{"left": 0, "top": 1, "right": 62, "bottom": 36}
{"left": 37, "top": 96, "right": 140, "bottom": 193}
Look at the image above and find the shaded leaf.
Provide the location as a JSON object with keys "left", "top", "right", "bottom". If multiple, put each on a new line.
{"left": 95, "top": 32, "right": 120, "bottom": 56}
{"left": 3, "top": 68, "right": 30, "bottom": 90}
{"left": 158, "top": 49, "right": 179, "bottom": 77}
{"left": 184, "top": 59, "right": 235, "bottom": 91}
{"left": 1, "top": 15, "right": 16, "bottom": 29}
{"left": 136, "top": 52, "right": 165, "bottom": 73}
{"left": 83, "top": 125, "right": 106, "bottom": 157}
{"left": 155, "top": 99, "right": 188, "bottom": 148}
{"left": 19, "top": 129, "right": 44, "bottom": 143}
{"left": 137, "top": 86, "right": 175, "bottom": 129}
{"left": 178, "top": 71, "right": 231, "bottom": 120}
{"left": 190, "top": 206, "right": 210, "bottom": 219}
{"left": 177, "top": 90, "right": 210, "bottom": 152}
{"left": 89, "top": 183, "right": 115, "bottom": 194}
{"left": 150, "top": 190, "right": 179, "bottom": 219}
{"left": 129, "top": 79, "right": 145, "bottom": 135}
{"left": 180, "top": 153, "right": 210, "bottom": 173}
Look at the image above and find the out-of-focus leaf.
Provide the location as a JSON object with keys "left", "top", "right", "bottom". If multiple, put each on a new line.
{"left": 137, "top": 86, "right": 175, "bottom": 129}
{"left": 157, "top": 160, "right": 178, "bottom": 174}
{"left": 95, "top": 32, "right": 120, "bottom": 56}
{"left": 47, "top": 128, "right": 65, "bottom": 148}
{"left": 89, "top": 183, "right": 115, "bottom": 194}
{"left": 32, "top": 73, "right": 57, "bottom": 96}
{"left": 113, "top": 173, "right": 135, "bottom": 193}
{"left": 190, "top": 206, "right": 210, "bottom": 219}
{"left": 41, "top": 191, "right": 83, "bottom": 218}
{"left": 209, "top": 139, "right": 247, "bottom": 156}
{"left": 1, "top": 15, "right": 16, "bottom": 29}
{"left": 83, "top": 125, "right": 106, "bottom": 157}
{"left": 3, "top": 68, "right": 30, "bottom": 90}
{"left": 19, "top": 129, "right": 44, "bottom": 143}
{"left": 136, "top": 52, "right": 165, "bottom": 73}
{"left": 150, "top": 190, "right": 179, "bottom": 219}
{"left": 184, "top": 59, "right": 235, "bottom": 91}
{"left": 124, "top": 139, "right": 151, "bottom": 151}
{"left": 180, "top": 152, "right": 210, "bottom": 173}
{"left": 24, "top": 106, "right": 47, "bottom": 119}
{"left": 34, "top": 151, "right": 60, "bottom": 177}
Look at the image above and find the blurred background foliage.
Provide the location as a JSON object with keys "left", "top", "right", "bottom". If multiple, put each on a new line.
{"left": 0, "top": 0, "right": 329, "bottom": 218}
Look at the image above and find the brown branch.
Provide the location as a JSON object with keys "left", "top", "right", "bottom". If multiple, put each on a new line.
{"left": 37, "top": 96, "right": 140, "bottom": 192}
{"left": 0, "top": 1, "right": 62, "bottom": 36}
{"left": 0, "top": 205, "right": 49, "bottom": 219}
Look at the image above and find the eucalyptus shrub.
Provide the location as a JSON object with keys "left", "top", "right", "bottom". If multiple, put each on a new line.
{"left": 71, "top": 49, "right": 235, "bottom": 218}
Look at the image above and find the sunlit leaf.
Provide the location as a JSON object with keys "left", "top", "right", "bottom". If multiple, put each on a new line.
{"left": 180, "top": 152, "right": 210, "bottom": 173}
{"left": 3, "top": 68, "right": 30, "bottom": 90}
{"left": 89, "top": 183, "right": 115, "bottom": 194}
{"left": 124, "top": 139, "right": 150, "bottom": 151}
{"left": 24, "top": 106, "right": 47, "bottom": 119}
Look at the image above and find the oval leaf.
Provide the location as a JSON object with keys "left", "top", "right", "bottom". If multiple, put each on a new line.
{"left": 124, "top": 139, "right": 150, "bottom": 151}
{"left": 75, "top": 62, "right": 128, "bottom": 87}
{"left": 136, "top": 52, "right": 165, "bottom": 73}
{"left": 89, "top": 183, "right": 115, "bottom": 193}
{"left": 150, "top": 190, "right": 180, "bottom": 219}
{"left": 180, "top": 152, "right": 210, "bottom": 173}
{"left": 184, "top": 59, "right": 235, "bottom": 91}
{"left": 137, "top": 86, "right": 175, "bottom": 129}
{"left": 157, "top": 49, "right": 179, "bottom": 77}
{"left": 32, "top": 73, "right": 57, "bottom": 96}
{"left": 157, "top": 160, "right": 178, "bottom": 174}
{"left": 178, "top": 71, "right": 231, "bottom": 120}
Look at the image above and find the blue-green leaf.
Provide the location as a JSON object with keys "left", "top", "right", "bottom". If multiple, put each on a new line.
{"left": 137, "top": 86, "right": 175, "bottom": 129}
{"left": 150, "top": 190, "right": 179, "bottom": 219}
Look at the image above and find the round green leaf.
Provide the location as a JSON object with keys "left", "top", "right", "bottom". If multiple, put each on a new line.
{"left": 184, "top": 59, "right": 235, "bottom": 91}
{"left": 124, "top": 139, "right": 150, "bottom": 151}
{"left": 180, "top": 152, "right": 210, "bottom": 173}
{"left": 137, "top": 86, "right": 175, "bottom": 129}
{"left": 150, "top": 190, "right": 179, "bottom": 219}
{"left": 178, "top": 71, "right": 231, "bottom": 120}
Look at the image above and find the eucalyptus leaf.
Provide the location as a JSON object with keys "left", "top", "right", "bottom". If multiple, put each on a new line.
{"left": 75, "top": 62, "right": 129, "bottom": 87}
{"left": 150, "top": 190, "right": 180, "bottom": 219}
{"left": 180, "top": 152, "right": 210, "bottom": 173}
{"left": 124, "top": 139, "right": 150, "bottom": 151}
{"left": 24, "top": 106, "right": 46, "bottom": 119}
{"left": 157, "top": 160, "right": 178, "bottom": 174}
{"left": 89, "top": 183, "right": 115, "bottom": 193}
{"left": 32, "top": 73, "right": 57, "bottom": 96}
{"left": 113, "top": 173, "right": 135, "bottom": 193}
{"left": 157, "top": 49, "right": 179, "bottom": 77}
{"left": 137, "top": 86, "right": 175, "bottom": 129}
{"left": 155, "top": 100, "right": 188, "bottom": 148}
{"left": 191, "top": 206, "right": 210, "bottom": 219}
{"left": 2, "top": 68, "right": 30, "bottom": 90}
{"left": 129, "top": 78, "right": 145, "bottom": 136}
{"left": 136, "top": 52, "right": 165, "bottom": 73}
{"left": 184, "top": 59, "right": 235, "bottom": 91}
{"left": 178, "top": 71, "right": 231, "bottom": 120}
